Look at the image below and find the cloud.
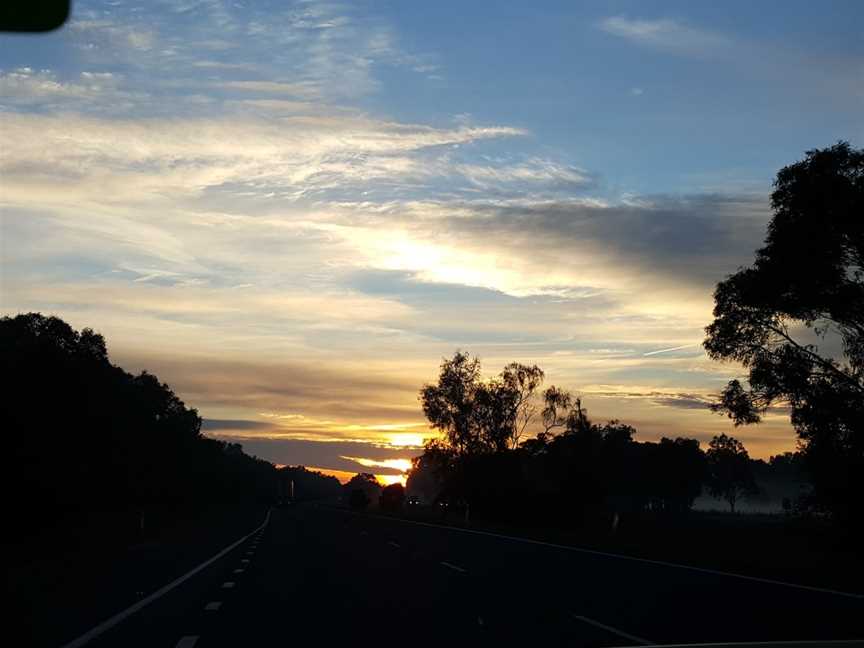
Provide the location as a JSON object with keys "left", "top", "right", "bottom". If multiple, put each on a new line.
{"left": 65, "top": 1, "right": 441, "bottom": 101}
{"left": 319, "top": 193, "right": 769, "bottom": 314}
{"left": 598, "top": 16, "right": 733, "bottom": 56}
{"left": 220, "top": 80, "right": 321, "bottom": 98}
{"left": 206, "top": 438, "right": 421, "bottom": 475}
{"left": 203, "top": 419, "right": 272, "bottom": 431}
{"left": 0, "top": 68, "right": 140, "bottom": 110}
{"left": 0, "top": 112, "right": 526, "bottom": 209}
{"left": 598, "top": 14, "right": 864, "bottom": 106}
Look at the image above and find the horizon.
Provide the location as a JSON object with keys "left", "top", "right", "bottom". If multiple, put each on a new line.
{"left": 3, "top": 0, "right": 863, "bottom": 479}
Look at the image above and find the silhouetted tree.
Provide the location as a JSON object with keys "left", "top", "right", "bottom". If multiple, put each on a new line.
{"left": 651, "top": 437, "right": 706, "bottom": 514}
{"left": 379, "top": 483, "right": 405, "bottom": 511}
{"left": 706, "top": 434, "right": 757, "bottom": 513}
{"left": 415, "top": 351, "right": 713, "bottom": 527}
{"left": 278, "top": 466, "right": 342, "bottom": 501}
{"left": 420, "top": 351, "right": 545, "bottom": 456}
{"left": 704, "top": 142, "right": 863, "bottom": 527}
{"left": 1, "top": 313, "right": 277, "bottom": 542}
{"left": 344, "top": 473, "right": 381, "bottom": 510}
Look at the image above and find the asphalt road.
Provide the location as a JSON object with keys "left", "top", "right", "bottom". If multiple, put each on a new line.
{"left": 69, "top": 503, "right": 863, "bottom": 647}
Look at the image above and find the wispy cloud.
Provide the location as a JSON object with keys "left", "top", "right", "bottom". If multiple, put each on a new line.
{"left": 598, "top": 16, "right": 733, "bottom": 56}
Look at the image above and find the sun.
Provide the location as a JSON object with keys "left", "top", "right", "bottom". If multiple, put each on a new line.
{"left": 377, "top": 474, "right": 407, "bottom": 487}
{"left": 388, "top": 433, "right": 425, "bottom": 447}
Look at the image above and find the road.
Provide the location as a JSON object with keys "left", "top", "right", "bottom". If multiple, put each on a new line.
{"left": 68, "top": 503, "right": 863, "bottom": 647}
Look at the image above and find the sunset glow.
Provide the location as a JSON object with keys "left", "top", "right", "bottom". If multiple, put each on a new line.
{"left": 3, "top": 0, "right": 854, "bottom": 481}
{"left": 387, "top": 433, "right": 426, "bottom": 448}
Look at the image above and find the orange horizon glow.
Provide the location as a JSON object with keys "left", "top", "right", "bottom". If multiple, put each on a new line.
{"left": 307, "top": 465, "right": 407, "bottom": 487}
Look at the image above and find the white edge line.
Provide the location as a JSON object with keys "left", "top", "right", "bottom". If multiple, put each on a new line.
{"left": 611, "top": 641, "right": 864, "bottom": 647}
{"left": 59, "top": 509, "right": 272, "bottom": 648}
{"left": 572, "top": 613, "right": 653, "bottom": 645}
{"left": 329, "top": 507, "right": 863, "bottom": 600}
{"left": 440, "top": 561, "right": 467, "bottom": 573}
{"left": 175, "top": 636, "right": 199, "bottom": 648}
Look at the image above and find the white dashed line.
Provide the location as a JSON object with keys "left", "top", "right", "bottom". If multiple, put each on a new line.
{"left": 58, "top": 509, "right": 272, "bottom": 648}
{"left": 233, "top": 568, "right": 244, "bottom": 574}
{"left": 175, "top": 636, "right": 199, "bottom": 648}
{"left": 387, "top": 541, "right": 401, "bottom": 549}
{"left": 571, "top": 614, "right": 653, "bottom": 645}
{"left": 204, "top": 601, "right": 222, "bottom": 611}
{"left": 440, "top": 561, "right": 467, "bottom": 573}
{"left": 241, "top": 559, "right": 250, "bottom": 563}
{"left": 222, "top": 581, "right": 235, "bottom": 589}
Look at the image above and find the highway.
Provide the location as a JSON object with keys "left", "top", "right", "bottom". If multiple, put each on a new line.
{"left": 67, "top": 503, "right": 863, "bottom": 647}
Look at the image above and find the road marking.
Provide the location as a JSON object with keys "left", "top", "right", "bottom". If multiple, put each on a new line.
{"left": 204, "top": 601, "right": 222, "bottom": 611}
{"left": 233, "top": 568, "right": 245, "bottom": 574}
{"left": 175, "top": 636, "right": 199, "bottom": 648}
{"left": 59, "top": 509, "right": 272, "bottom": 648}
{"left": 571, "top": 614, "right": 653, "bottom": 645}
{"left": 330, "top": 509, "right": 863, "bottom": 600}
{"left": 222, "top": 581, "right": 235, "bottom": 588}
{"left": 387, "top": 541, "right": 401, "bottom": 549}
{"left": 440, "top": 561, "right": 467, "bottom": 573}
{"left": 241, "top": 558, "right": 250, "bottom": 563}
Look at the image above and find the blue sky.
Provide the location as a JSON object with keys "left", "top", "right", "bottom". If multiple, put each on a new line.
{"left": 1, "top": 0, "right": 862, "bottom": 478}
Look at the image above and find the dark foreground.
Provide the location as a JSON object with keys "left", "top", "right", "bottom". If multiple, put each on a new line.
{"left": 44, "top": 502, "right": 863, "bottom": 648}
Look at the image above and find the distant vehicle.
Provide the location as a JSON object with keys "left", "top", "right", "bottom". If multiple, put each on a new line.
{"left": 407, "top": 496, "right": 421, "bottom": 506}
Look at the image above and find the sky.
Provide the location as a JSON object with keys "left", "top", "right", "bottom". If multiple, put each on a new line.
{"left": 1, "top": 0, "right": 862, "bottom": 482}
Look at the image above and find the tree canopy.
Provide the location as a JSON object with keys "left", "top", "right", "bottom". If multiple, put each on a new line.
{"left": 2, "top": 312, "right": 277, "bottom": 536}
{"left": 705, "top": 434, "right": 758, "bottom": 513}
{"left": 704, "top": 142, "right": 864, "bottom": 526}
{"left": 413, "top": 352, "right": 714, "bottom": 525}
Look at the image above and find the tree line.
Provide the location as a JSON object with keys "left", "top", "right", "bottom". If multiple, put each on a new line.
{"left": 2, "top": 312, "right": 282, "bottom": 542}
{"left": 407, "top": 143, "right": 862, "bottom": 534}
{"left": 408, "top": 352, "right": 777, "bottom": 525}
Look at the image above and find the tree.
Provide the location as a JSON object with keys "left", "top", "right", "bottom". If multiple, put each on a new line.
{"left": 379, "top": 483, "right": 405, "bottom": 511}
{"left": 705, "top": 434, "right": 757, "bottom": 513}
{"left": 420, "top": 351, "right": 484, "bottom": 456}
{"left": 704, "top": 142, "right": 863, "bottom": 526}
{"left": 498, "top": 362, "right": 545, "bottom": 448}
{"left": 652, "top": 437, "right": 706, "bottom": 514}
{"left": 420, "top": 351, "right": 544, "bottom": 456}
{"left": 1, "top": 312, "right": 278, "bottom": 540}
{"left": 344, "top": 473, "right": 381, "bottom": 510}
{"left": 540, "top": 386, "right": 572, "bottom": 438}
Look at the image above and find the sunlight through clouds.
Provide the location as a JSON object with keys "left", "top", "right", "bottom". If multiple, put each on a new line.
{"left": 5, "top": 0, "right": 851, "bottom": 473}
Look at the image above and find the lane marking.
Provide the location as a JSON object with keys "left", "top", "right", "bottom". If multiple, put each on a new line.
{"left": 222, "top": 581, "right": 235, "bottom": 589}
{"left": 175, "top": 636, "right": 199, "bottom": 648}
{"left": 571, "top": 614, "right": 653, "bottom": 645}
{"left": 241, "top": 559, "right": 250, "bottom": 563}
{"left": 440, "top": 561, "right": 467, "bottom": 573}
{"left": 59, "top": 509, "right": 272, "bottom": 648}
{"left": 233, "top": 568, "right": 245, "bottom": 574}
{"left": 628, "top": 643, "right": 864, "bottom": 647}
{"left": 204, "top": 601, "right": 222, "bottom": 611}
{"left": 388, "top": 541, "right": 401, "bottom": 549}
{"left": 328, "top": 508, "right": 863, "bottom": 600}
